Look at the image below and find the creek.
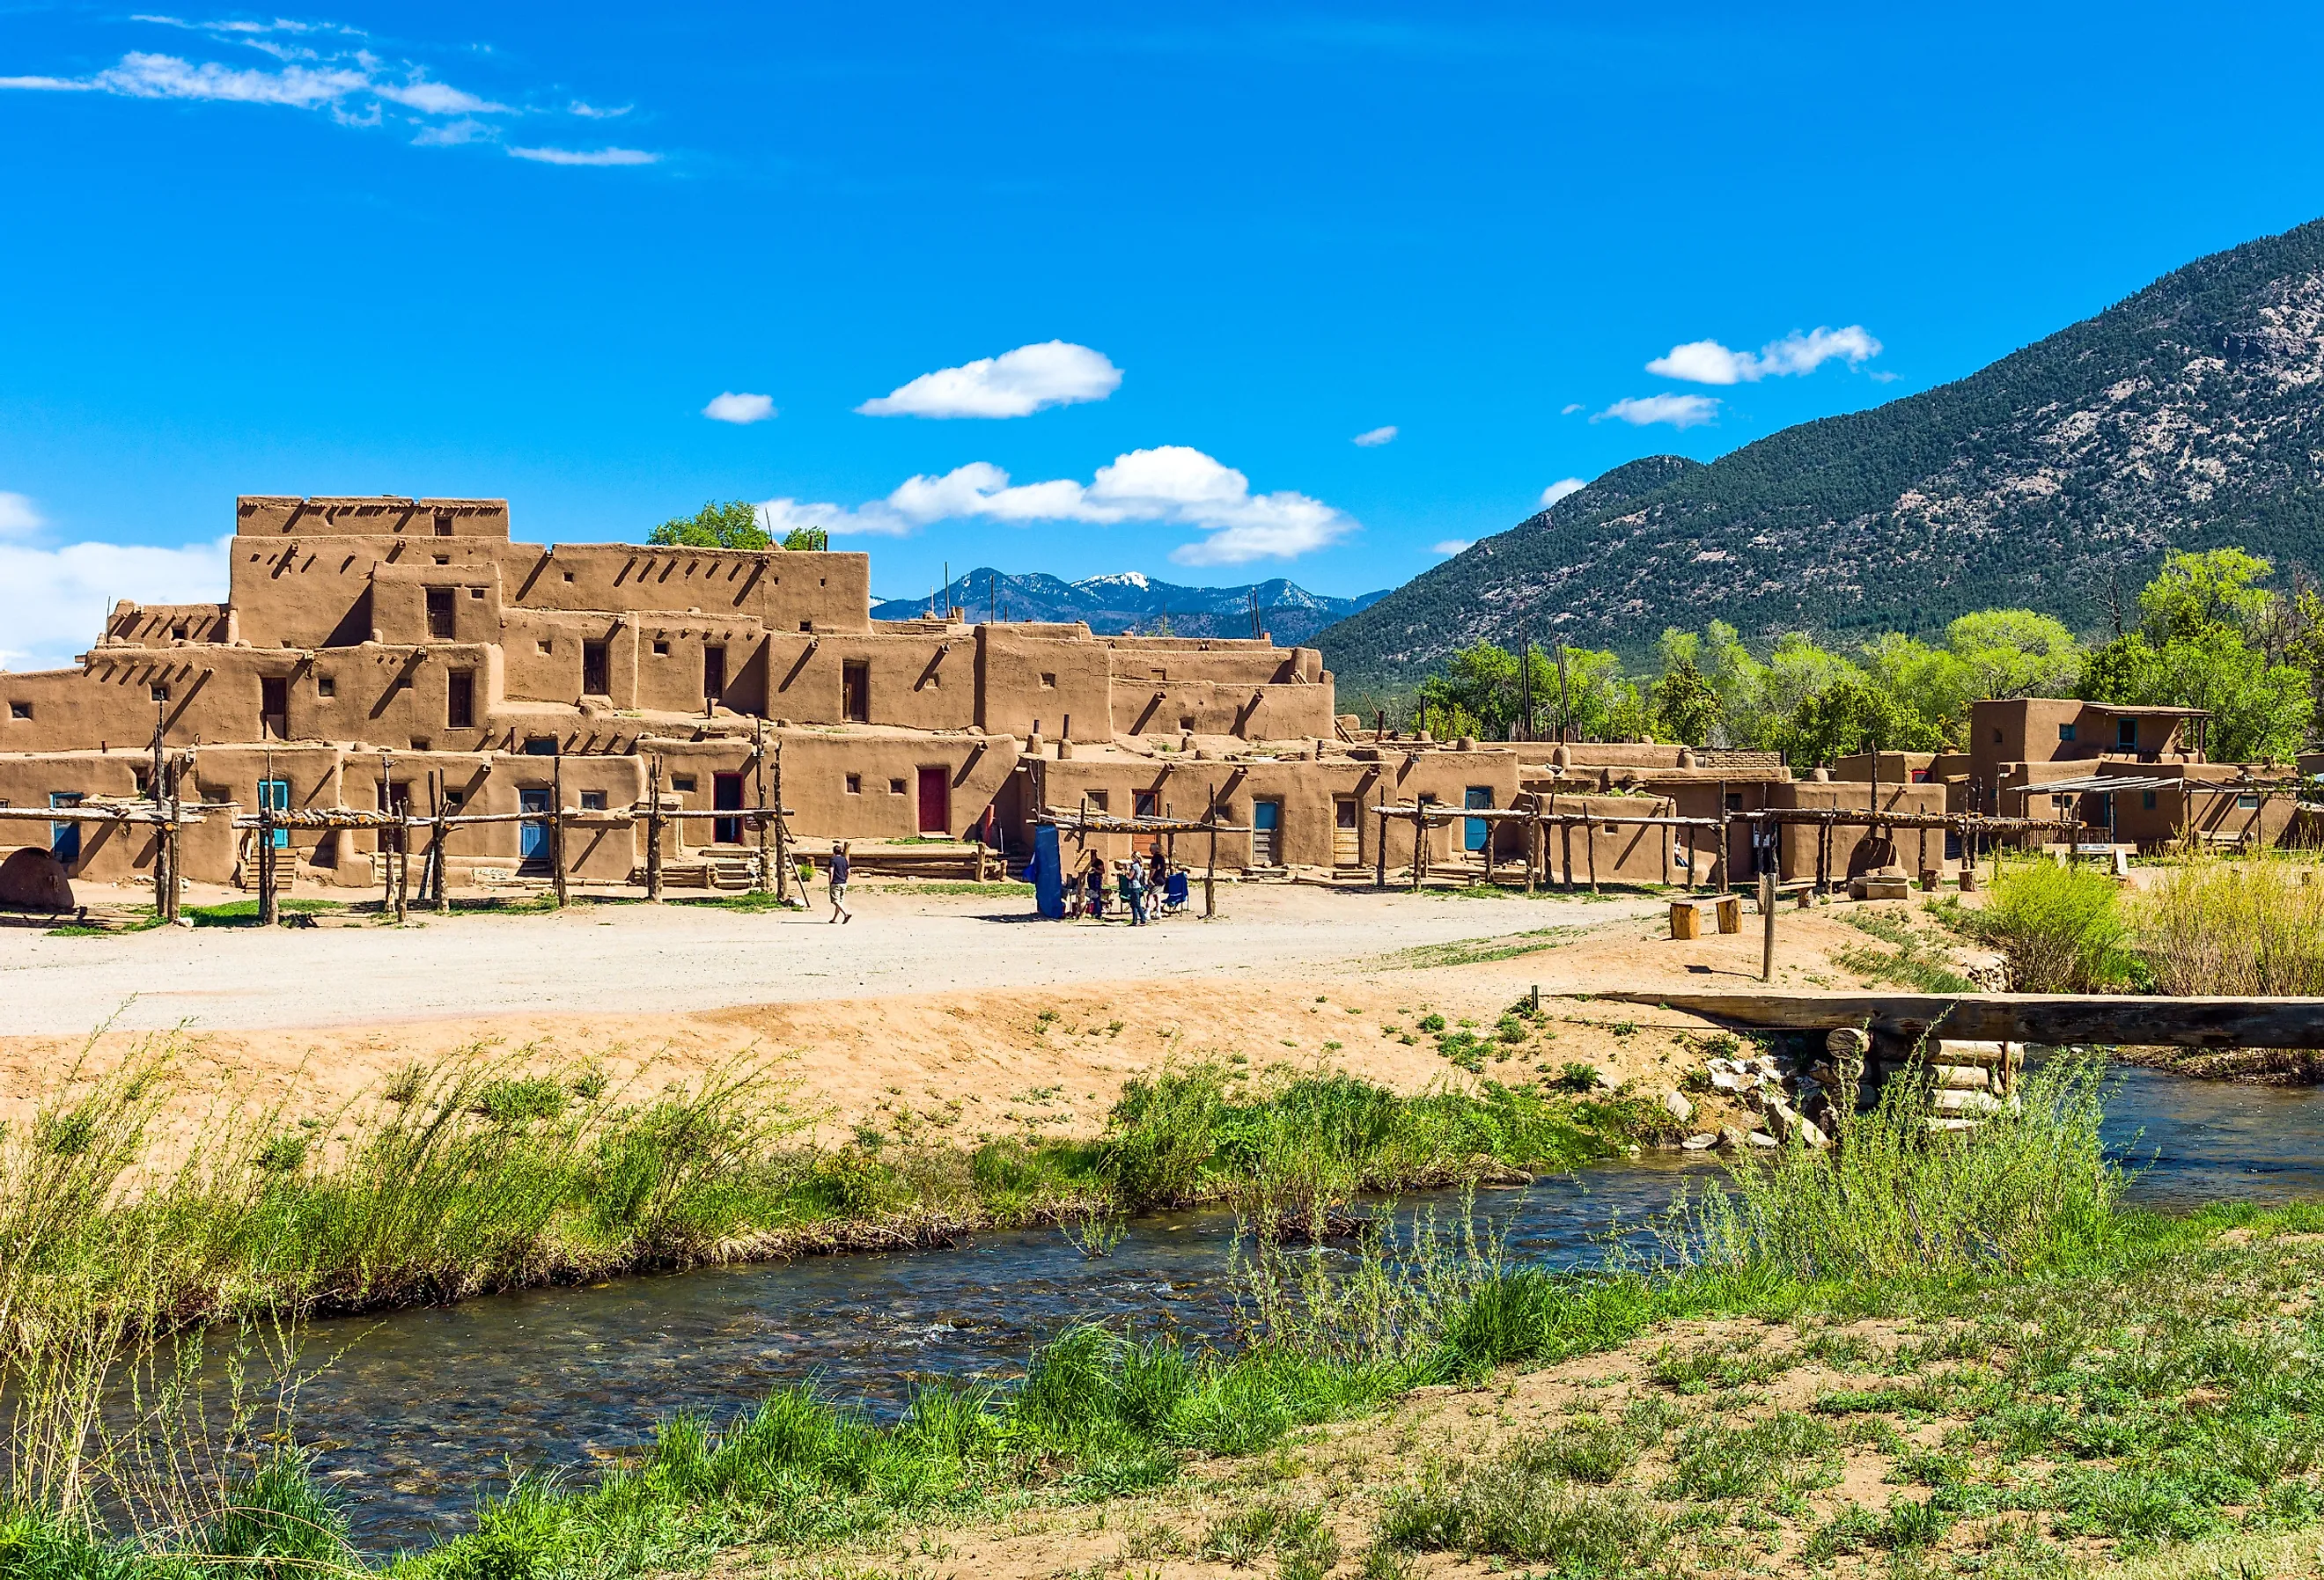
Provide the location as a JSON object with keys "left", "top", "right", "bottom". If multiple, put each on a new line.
{"left": 219, "top": 1065, "right": 2324, "bottom": 1552}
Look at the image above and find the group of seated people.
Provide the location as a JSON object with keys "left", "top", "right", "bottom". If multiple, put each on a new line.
{"left": 1062, "top": 847, "right": 1189, "bottom": 924}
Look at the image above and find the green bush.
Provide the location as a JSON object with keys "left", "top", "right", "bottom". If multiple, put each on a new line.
{"left": 1966, "top": 857, "right": 2144, "bottom": 991}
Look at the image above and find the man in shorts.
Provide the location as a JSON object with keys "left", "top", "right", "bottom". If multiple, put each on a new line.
{"left": 827, "top": 841, "right": 852, "bottom": 923}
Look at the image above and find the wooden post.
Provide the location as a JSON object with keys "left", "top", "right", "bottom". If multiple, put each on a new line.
{"left": 393, "top": 811, "right": 410, "bottom": 922}
{"left": 1526, "top": 814, "right": 1538, "bottom": 896}
{"left": 431, "top": 774, "right": 451, "bottom": 914}
{"left": 1482, "top": 815, "right": 1496, "bottom": 886}
{"left": 645, "top": 755, "right": 665, "bottom": 901}
{"left": 1661, "top": 801, "right": 1671, "bottom": 886}
{"left": 258, "top": 748, "right": 279, "bottom": 926}
{"left": 1715, "top": 780, "right": 1730, "bottom": 893}
{"left": 1374, "top": 806, "right": 1388, "bottom": 889}
{"left": 1409, "top": 809, "right": 1425, "bottom": 891}
{"left": 1585, "top": 812, "right": 1599, "bottom": 893}
{"left": 752, "top": 718, "right": 774, "bottom": 894}
{"left": 551, "top": 749, "right": 569, "bottom": 908}
{"left": 1558, "top": 797, "right": 1574, "bottom": 892}
{"left": 772, "top": 738, "right": 792, "bottom": 902}
{"left": 1204, "top": 781, "right": 1217, "bottom": 918}
{"left": 379, "top": 754, "right": 396, "bottom": 918}
{"left": 1759, "top": 869, "right": 1776, "bottom": 982}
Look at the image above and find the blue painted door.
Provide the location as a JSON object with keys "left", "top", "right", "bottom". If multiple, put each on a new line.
{"left": 256, "top": 779, "right": 290, "bottom": 848}
{"left": 49, "top": 793, "right": 81, "bottom": 864}
{"left": 520, "top": 788, "right": 551, "bottom": 862}
{"left": 1252, "top": 799, "right": 1281, "bottom": 866}
{"left": 1464, "top": 786, "right": 1492, "bottom": 852}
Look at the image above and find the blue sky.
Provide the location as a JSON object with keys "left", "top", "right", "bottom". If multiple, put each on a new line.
{"left": 4, "top": 2, "right": 2324, "bottom": 665}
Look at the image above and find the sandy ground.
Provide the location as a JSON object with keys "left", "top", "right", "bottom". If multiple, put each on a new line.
{"left": 0, "top": 881, "right": 1936, "bottom": 1145}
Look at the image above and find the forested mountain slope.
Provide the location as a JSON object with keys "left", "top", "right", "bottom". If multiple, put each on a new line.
{"left": 1320, "top": 217, "right": 2324, "bottom": 692}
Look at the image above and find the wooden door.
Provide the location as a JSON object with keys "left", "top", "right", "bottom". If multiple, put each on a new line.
{"left": 582, "top": 641, "right": 609, "bottom": 697}
{"left": 518, "top": 788, "right": 550, "bottom": 865}
{"left": 916, "top": 767, "right": 949, "bottom": 834}
{"left": 842, "top": 661, "right": 870, "bottom": 723}
{"left": 1464, "top": 786, "right": 1493, "bottom": 852}
{"left": 261, "top": 676, "right": 288, "bottom": 740}
{"left": 702, "top": 646, "right": 726, "bottom": 705}
{"left": 1333, "top": 797, "right": 1360, "bottom": 865}
{"left": 1251, "top": 799, "right": 1281, "bottom": 867}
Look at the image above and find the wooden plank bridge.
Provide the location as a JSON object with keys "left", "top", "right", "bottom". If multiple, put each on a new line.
{"left": 1597, "top": 990, "right": 2324, "bottom": 1049}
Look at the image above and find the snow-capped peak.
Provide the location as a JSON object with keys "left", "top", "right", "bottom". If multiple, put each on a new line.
{"left": 1074, "top": 571, "right": 1152, "bottom": 591}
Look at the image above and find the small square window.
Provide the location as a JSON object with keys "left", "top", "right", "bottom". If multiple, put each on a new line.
{"left": 317, "top": 676, "right": 335, "bottom": 697}
{"left": 434, "top": 518, "right": 452, "bottom": 537}
{"left": 9, "top": 702, "right": 28, "bottom": 720}
{"left": 432, "top": 555, "right": 450, "bottom": 566}
{"left": 888, "top": 778, "right": 906, "bottom": 795}
{"left": 1039, "top": 672, "right": 1056, "bottom": 688}
{"left": 1135, "top": 790, "right": 1158, "bottom": 818}
{"left": 1179, "top": 717, "right": 1195, "bottom": 732}
{"left": 580, "top": 790, "right": 606, "bottom": 812}
{"left": 410, "top": 738, "right": 430, "bottom": 753}
{"left": 2238, "top": 791, "right": 2261, "bottom": 810}
{"left": 172, "top": 622, "right": 189, "bottom": 640}
{"left": 2118, "top": 719, "right": 2138, "bottom": 747}
{"left": 150, "top": 684, "right": 168, "bottom": 702}
{"left": 672, "top": 775, "right": 697, "bottom": 792}
{"left": 469, "top": 586, "right": 484, "bottom": 599}
{"left": 523, "top": 736, "right": 558, "bottom": 756}
{"left": 1725, "top": 792, "right": 1743, "bottom": 812}
{"left": 2057, "top": 723, "right": 2077, "bottom": 743}
{"left": 563, "top": 571, "right": 575, "bottom": 583}
{"left": 445, "top": 790, "right": 466, "bottom": 810}
{"left": 799, "top": 621, "right": 813, "bottom": 633}
{"left": 652, "top": 641, "right": 669, "bottom": 656}
{"left": 537, "top": 640, "right": 553, "bottom": 654}
{"left": 845, "top": 774, "right": 862, "bottom": 794}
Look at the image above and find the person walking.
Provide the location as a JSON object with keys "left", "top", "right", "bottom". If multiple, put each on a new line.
{"left": 827, "top": 841, "right": 852, "bottom": 923}
{"left": 1121, "top": 856, "right": 1147, "bottom": 926}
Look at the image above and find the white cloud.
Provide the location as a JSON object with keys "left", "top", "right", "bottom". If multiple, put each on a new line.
{"left": 1593, "top": 394, "right": 1721, "bottom": 429}
{"left": 1, "top": 24, "right": 658, "bottom": 164}
{"left": 507, "top": 144, "right": 658, "bottom": 165}
{"left": 1560, "top": 402, "right": 1584, "bottom": 415}
{"left": 1540, "top": 477, "right": 1585, "bottom": 507}
{"left": 567, "top": 99, "right": 629, "bottom": 118}
{"left": 0, "top": 491, "right": 43, "bottom": 534}
{"left": 1352, "top": 425, "right": 1398, "bottom": 447}
{"left": 1430, "top": 540, "right": 1471, "bottom": 555}
{"left": 857, "top": 341, "right": 1122, "bottom": 419}
{"left": 756, "top": 445, "right": 1354, "bottom": 565}
{"left": 702, "top": 392, "right": 776, "bottom": 424}
{"left": 0, "top": 532, "right": 232, "bottom": 672}
{"left": 1646, "top": 325, "right": 1882, "bottom": 385}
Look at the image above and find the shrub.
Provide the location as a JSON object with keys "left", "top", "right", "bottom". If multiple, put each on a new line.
{"left": 1966, "top": 857, "right": 2143, "bottom": 991}
{"left": 471, "top": 1077, "right": 569, "bottom": 1126}
{"left": 1379, "top": 1441, "right": 1666, "bottom": 1568}
{"left": 2137, "top": 855, "right": 2324, "bottom": 996}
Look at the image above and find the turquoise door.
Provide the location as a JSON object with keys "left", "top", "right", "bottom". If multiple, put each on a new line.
{"left": 1464, "top": 786, "right": 1492, "bottom": 852}
{"left": 1252, "top": 798, "right": 1281, "bottom": 866}
{"left": 256, "top": 779, "right": 290, "bottom": 848}
{"left": 520, "top": 788, "right": 551, "bottom": 863}
{"left": 49, "top": 793, "right": 81, "bottom": 864}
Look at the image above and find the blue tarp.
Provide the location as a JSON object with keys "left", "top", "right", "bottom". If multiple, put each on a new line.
{"left": 1033, "top": 823, "right": 1065, "bottom": 918}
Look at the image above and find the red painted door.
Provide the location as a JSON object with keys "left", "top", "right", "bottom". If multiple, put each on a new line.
{"left": 916, "top": 768, "right": 948, "bottom": 834}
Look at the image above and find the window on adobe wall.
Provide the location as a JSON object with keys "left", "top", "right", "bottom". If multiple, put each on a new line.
{"left": 1086, "top": 790, "right": 1109, "bottom": 812}
{"left": 2118, "top": 718, "right": 2138, "bottom": 748}
{"left": 845, "top": 774, "right": 862, "bottom": 794}
{"left": 523, "top": 736, "right": 557, "bottom": 756}
{"left": 2238, "top": 792, "right": 2261, "bottom": 810}
{"left": 580, "top": 790, "right": 606, "bottom": 812}
{"left": 150, "top": 684, "right": 168, "bottom": 702}
{"left": 888, "top": 778, "right": 906, "bottom": 795}
{"left": 317, "top": 676, "right": 335, "bottom": 697}
{"left": 799, "top": 621, "right": 813, "bottom": 633}
{"left": 410, "top": 738, "right": 430, "bottom": 753}
{"left": 1039, "top": 672, "right": 1056, "bottom": 688}
{"left": 2143, "top": 790, "right": 2158, "bottom": 811}
{"left": 563, "top": 572, "right": 574, "bottom": 583}
{"left": 1725, "top": 792, "right": 1743, "bottom": 812}
{"left": 538, "top": 640, "right": 553, "bottom": 655}
{"left": 446, "top": 670, "right": 474, "bottom": 729}
{"left": 1180, "top": 716, "right": 1195, "bottom": 732}
{"left": 2058, "top": 723, "right": 2077, "bottom": 743}
{"left": 672, "top": 775, "right": 697, "bottom": 792}
{"left": 172, "top": 622, "right": 189, "bottom": 641}
{"left": 1136, "top": 790, "right": 1158, "bottom": 818}
{"left": 653, "top": 641, "right": 669, "bottom": 656}
{"left": 432, "top": 555, "right": 450, "bottom": 566}
{"left": 10, "top": 702, "right": 29, "bottom": 720}
{"left": 435, "top": 517, "right": 453, "bottom": 537}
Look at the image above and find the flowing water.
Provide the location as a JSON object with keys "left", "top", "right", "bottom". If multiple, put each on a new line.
{"left": 206, "top": 1065, "right": 2324, "bottom": 1552}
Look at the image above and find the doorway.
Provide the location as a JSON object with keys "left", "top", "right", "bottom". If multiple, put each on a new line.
{"left": 518, "top": 787, "right": 551, "bottom": 868}
{"left": 713, "top": 772, "right": 744, "bottom": 843}
{"left": 261, "top": 676, "right": 288, "bottom": 739}
{"left": 1463, "top": 786, "right": 1493, "bottom": 853}
{"left": 916, "top": 767, "right": 949, "bottom": 834}
{"left": 582, "top": 640, "right": 609, "bottom": 697}
{"left": 702, "top": 645, "right": 726, "bottom": 707}
{"left": 49, "top": 793, "right": 82, "bottom": 866}
{"left": 256, "top": 779, "right": 290, "bottom": 849}
{"left": 842, "top": 661, "right": 871, "bottom": 724}
{"left": 1251, "top": 798, "right": 1282, "bottom": 867}
{"left": 426, "top": 587, "right": 455, "bottom": 640}
{"left": 1333, "top": 796, "right": 1361, "bottom": 865}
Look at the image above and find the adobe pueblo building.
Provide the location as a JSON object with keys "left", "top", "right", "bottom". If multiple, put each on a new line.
{"left": 0, "top": 493, "right": 2301, "bottom": 911}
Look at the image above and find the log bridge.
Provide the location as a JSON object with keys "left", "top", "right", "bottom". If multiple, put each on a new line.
{"left": 1596, "top": 990, "right": 2324, "bottom": 1050}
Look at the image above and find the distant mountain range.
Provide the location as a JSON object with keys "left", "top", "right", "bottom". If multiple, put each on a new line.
{"left": 872, "top": 568, "right": 1388, "bottom": 647}
{"left": 1316, "top": 215, "right": 2324, "bottom": 694}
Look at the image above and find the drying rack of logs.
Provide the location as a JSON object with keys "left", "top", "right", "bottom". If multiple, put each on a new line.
{"left": 0, "top": 796, "right": 232, "bottom": 924}
{"left": 1819, "top": 1025, "right": 2021, "bottom": 1135}
{"left": 1036, "top": 800, "right": 1254, "bottom": 919}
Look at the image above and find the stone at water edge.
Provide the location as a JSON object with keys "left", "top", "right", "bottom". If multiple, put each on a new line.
{"left": 1681, "top": 1133, "right": 1719, "bottom": 1150}
{"left": 1662, "top": 1089, "right": 1695, "bottom": 1125}
{"left": 1747, "top": 1131, "right": 1779, "bottom": 1148}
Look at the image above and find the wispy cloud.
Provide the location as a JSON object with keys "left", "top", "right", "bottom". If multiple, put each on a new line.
{"left": 1646, "top": 325, "right": 1882, "bottom": 386}
{"left": 567, "top": 99, "right": 629, "bottom": 118}
{"left": 2, "top": 17, "right": 659, "bottom": 164}
{"left": 1352, "top": 424, "right": 1397, "bottom": 447}
{"left": 0, "top": 491, "right": 43, "bottom": 534}
{"left": 1430, "top": 540, "right": 1470, "bottom": 555}
{"left": 702, "top": 392, "right": 776, "bottom": 424}
{"left": 758, "top": 446, "right": 1354, "bottom": 566}
{"left": 1540, "top": 477, "right": 1585, "bottom": 506}
{"left": 508, "top": 144, "right": 658, "bottom": 165}
{"left": 1559, "top": 402, "right": 1584, "bottom": 415}
{"left": 857, "top": 341, "right": 1121, "bottom": 419}
{"left": 1593, "top": 394, "right": 1721, "bottom": 430}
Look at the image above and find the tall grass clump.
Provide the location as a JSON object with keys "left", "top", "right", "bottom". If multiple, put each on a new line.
{"left": 2136, "top": 853, "right": 2324, "bottom": 996}
{"left": 1964, "top": 856, "right": 2144, "bottom": 991}
{"left": 1676, "top": 1049, "right": 2122, "bottom": 1281}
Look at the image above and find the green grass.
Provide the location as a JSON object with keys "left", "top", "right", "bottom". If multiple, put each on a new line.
{"left": 182, "top": 898, "right": 342, "bottom": 927}
{"left": 1383, "top": 923, "right": 1598, "bottom": 971}
{"left": 1830, "top": 908, "right": 1975, "bottom": 992}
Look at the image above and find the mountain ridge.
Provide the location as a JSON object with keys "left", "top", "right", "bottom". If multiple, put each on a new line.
{"left": 872, "top": 568, "right": 1387, "bottom": 647}
{"left": 1316, "top": 216, "right": 2324, "bottom": 693}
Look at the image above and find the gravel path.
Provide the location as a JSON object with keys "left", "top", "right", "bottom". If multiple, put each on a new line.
{"left": 0, "top": 886, "right": 1654, "bottom": 1035}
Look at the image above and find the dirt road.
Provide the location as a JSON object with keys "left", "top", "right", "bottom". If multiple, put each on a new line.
{"left": 0, "top": 886, "right": 1659, "bottom": 1036}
